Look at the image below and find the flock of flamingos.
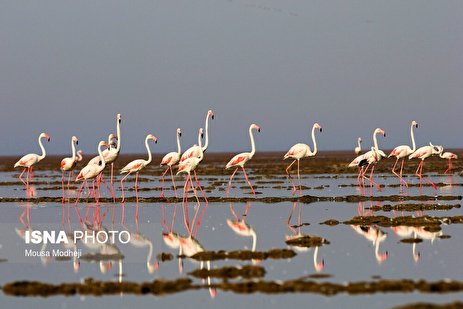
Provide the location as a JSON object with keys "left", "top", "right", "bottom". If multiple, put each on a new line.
{"left": 13, "top": 110, "right": 459, "bottom": 205}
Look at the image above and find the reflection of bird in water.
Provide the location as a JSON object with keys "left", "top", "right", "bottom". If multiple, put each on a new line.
{"left": 286, "top": 202, "right": 324, "bottom": 272}
{"left": 99, "top": 243, "right": 120, "bottom": 274}
{"left": 14, "top": 132, "right": 51, "bottom": 196}
{"left": 351, "top": 224, "right": 388, "bottom": 263}
{"left": 121, "top": 228, "right": 159, "bottom": 274}
{"left": 178, "top": 235, "right": 217, "bottom": 299}
{"left": 391, "top": 226, "right": 420, "bottom": 262}
{"left": 227, "top": 202, "right": 259, "bottom": 265}
{"left": 160, "top": 128, "right": 182, "bottom": 198}
{"left": 284, "top": 122, "right": 322, "bottom": 196}
{"left": 161, "top": 204, "right": 183, "bottom": 272}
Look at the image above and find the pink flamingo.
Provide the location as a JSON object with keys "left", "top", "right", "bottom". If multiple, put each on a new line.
{"left": 14, "top": 132, "right": 51, "bottom": 196}
{"left": 354, "top": 137, "right": 362, "bottom": 155}
{"left": 181, "top": 110, "right": 214, "bottom": 161}
{"left": 60, "top": 136, "right": 79, "bottom": 201}
{"left": 349, "top": 128, "right": 386, "bottom": 193}
{"left": 120, "top": 134, "right": 158, "bottom": 204}
{"left": 284, "top": 123, "right": 322, "bottom": 196}
{"left": 439, "top": 148, "right": 458, "bottom": 174}
{"left": 177, "top": 129, "right": 205, "bottom": 234}
{"left": 388, "top": 120, "right": 418, "bottom": 189}
{"left": 160, "top": 128, "right": 182, "bottom": 198}
{"left": 75, "top": 141, "right": 109, "bottom": 206}
{"left": 88, "top": 133, "right": 118, "bottom": 165}
{"left": 226, "top": 124, "right": 261, "bottom": 197}
{"left": 409, "top": 143, "right": 442, "bottom": 192}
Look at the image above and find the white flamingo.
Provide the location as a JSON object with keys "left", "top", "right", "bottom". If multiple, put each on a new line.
{"left": 225, "top": 124, "right": 261, "bottom": 197}
{"left": 14, "top": 132, "right": 51, "bottom": 196}
{"left": 181, "top": 110, "right": 214, "bottom": 161}
{"left": 160, "top": 128, "right": 182, "bottom": 198}
{"left": 354, "top": 137, "right": 362, "bottom": 155}
{"left": 284, "top": 123, "right": 322, "bottom": 196}
{"left": 388, "top": 120, "right": 418, "bottom": 189}
{"left": 60, "top": 135, "right": 79, "bottom": 200}
{"left": 120, "top": 134, "right": 158, "bottom": 204}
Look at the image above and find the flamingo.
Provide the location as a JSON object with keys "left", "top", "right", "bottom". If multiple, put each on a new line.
{"left": 14, "top": 132, "right": 51, "bottom": 196}
{"left": 88, "top": 133, "right": 118, "bottom": 165}
{"left": 409, "top": 143, "right": 442, "bottom": 192}
{"left": 438, "top": 147, "right": 458, "bottom": 174}
{"left": 104, "top": 114, "right": 122, "bottom": 186}
{"left": 354, "top": 137, "right": 362, "bottom": 155}
{"left": 177, "top": 129, "right": 205, "bottom": 234}
{"left": 284, "top": 122, "right": 322, "bottom": 196}
{"left": 60, "top": 136, "right": 79, "bottom": 201}
{"left": 351, "top": 224, "right": 388, "bottom": 263}
{"left": 349, "top": 128, "right": 386, "bottom": 193}
{"left": 120, "top": 134, "right": 158, "bottom": 204}
{"left": 388, "top": 120, "right": 418, "bottom": 189}
{"left": 75, "top": 141, "right": 109, "bottom": 206}
{"left": 181, "top": 110, "right": 214, "bottom": 161}
{"left": 160, "top": 128, "right": 182, "bottom": 198}
{"left": 225, "top": 124, "right": 261, "bottom": 197}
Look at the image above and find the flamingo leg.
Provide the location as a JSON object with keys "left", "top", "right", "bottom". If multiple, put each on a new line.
{"left": 67, "top": 172, "right": 72, "bottom": 198}
{"left": 160, "top": 167, "right": 169, "bottom": 198}
{"left": 391, "top": 158, "right": 401, "bottom": 186}
{"left": 18, "top": 168, "right": 27, "bottom": 187}
{"left": 241, "top": 166, "right": 256, "bottom": 196}
{"left": 297, "top": 159, "right": 302, "bottom": 197}
{"left": 100, "top": 175, "right": 115, "bottom": 203}
{"left": 226, "top": 167, "right": 239, "bottom": 197}
{"left": 182, "top": 175, "right": 192, "bottom": 235}
{"left": 399, "top": 159, "right": 409, "bottom": 188}
{"left": 285, "top": 160, "right": 297, "bottom": 195}
{"left": 120, "top": 172, "right": 132, "bottom": 203}
{"left": 74, "top": 181, "right": 86, "bottom": 205}
{"left": 419, "top": 161, "right": 437, "bottom": 190}
{"left": 193, "top": 170, "right": 208, "bottom": 203}
{"left": 135, "top": 172, "right": 139, "bottom": 224}
{"left": 170, "top": 166, "right": 178, "bottom": 198}
{"left": 61, "top": 171, "right": 65, "bottom": 203}
{"left": 189, "top": 175, "right": 201, "bottom": 237}
{"left": 444, "top": 159, "right": 452, "bottom": 174}
{"left": 161, "top": 204, "right": 169, "bottom": 231}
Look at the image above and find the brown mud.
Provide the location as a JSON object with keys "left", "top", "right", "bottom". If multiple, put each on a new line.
{"left": 189, "top": 265, "right": 266, "bottom": 279}
{"left": 182, "top": 248, "right": 297, "bottom": 261}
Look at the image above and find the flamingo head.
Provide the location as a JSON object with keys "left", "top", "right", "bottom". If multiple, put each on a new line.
{"left": 177, "top": 128, "right": 182, "bottom": 137}
{"left": 209, "top": 288, "right": 217, "bottom": 299}
{"left": 314, "top": 123, "right": 322, "bottom": 132}
{"left": 375, "top": 128, "right": 386, "bottom": 137}
{"left": 412, "top": 120, "right": 418, "bottom": 128}
{"left": 147, "top": 134, "right": 157, "bottom": 144}
{"left": 377, "top": 251, "right": 389, "bottom": 263}
{"left": 117, "top": 113, "right": 121, "bottom": 123}
{"left": 315, "top": 259, "right": 325, "bottom": 272}
{"left": 100, "top": 261, "right": 113, "bottom": 273}
{"left": 251, "top": 124, "right": 261, "bottom": 132}
{"left": 208, "top": 109, "right": 214, "bottom": 120}
{"left": 40, "top": 132, "right": 51, "bottom": 142}
{"left": 358, "top": 137, "right": 362, "bottom": 143}
{"left": 72, "top": 136, "right": 78, "bottom": 145}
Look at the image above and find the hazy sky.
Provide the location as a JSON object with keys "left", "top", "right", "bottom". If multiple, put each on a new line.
{"left": 1, "top": 0, "right": 462, "bottom": 156}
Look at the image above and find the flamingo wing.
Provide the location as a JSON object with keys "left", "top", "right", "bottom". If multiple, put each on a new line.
{"left": 15, "top": 153, "right": 39, "bottom": 168}
{"left": 226, "top": 153, "right": 249, "bottom": 168}
{"left": 121, "top": 159, "right": 145, "bottom": 174}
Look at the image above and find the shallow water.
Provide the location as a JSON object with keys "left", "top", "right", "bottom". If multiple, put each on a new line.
{"left": 1, "top": 153, "right": 462, "bottom": 308}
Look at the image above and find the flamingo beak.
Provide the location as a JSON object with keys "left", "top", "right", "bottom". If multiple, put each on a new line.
{"left": 179, "top": 132, "right": 182, "bottom": 137}
{"left": 257, "top": 127, "right": 261, "bottom": 132}
{"left": 76, "top": 140, "right": 79, "bottom": 145}
{"left": 319, "top": 127, "right": 323, "bottom": 132}
{"left": 211, "top": 114, "right": 215, "bottom": 120}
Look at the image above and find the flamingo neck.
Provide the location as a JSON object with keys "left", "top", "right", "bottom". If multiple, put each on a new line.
{"left": 147, "top": 241, "right": 153, "bottom": 265}
{"left": 202, "top": 113, "right": 210, "bottom": 152}
{"left": 176, "top": 132, "right": 181, "bottom": 155}
{"left": 197, "top": 130, "right": 204, "bottom": 161}
{"left": 144, "top": 136, "right": 153, "bottom": 165}
{"left": 357, "top": 138, "right": 362, "bottom": 150}
{"left": 97, "top": 142, "right": 106, "bottom": 169}
{"left": 251, "top": 230, "right": 257, "bottom": 252}
{"left": 71, "top": 139, "right": 77, "bottom": 162}
{"left": 410, "top": 123, "right": 416, "bottom": 152}
{"left": 77, "top": 151, "right": 83, "bottom": 162}
{"left": 38, "top": 135, "right": 47, "bottom": 161}
{"left": 115, "top": 117, "right": 121, "bottom": 153}
{"left": 310, "top": 124, "right": 318, "bottom": 156}
{"left": 373, "top": 131, "right": 380, "bottom": 151}
{"left": 249, "top": 126, "right": 256, "bottom": 158}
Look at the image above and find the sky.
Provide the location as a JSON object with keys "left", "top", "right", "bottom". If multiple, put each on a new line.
{"left": 1, "top": 0, "right": 462, "bottom": 156}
